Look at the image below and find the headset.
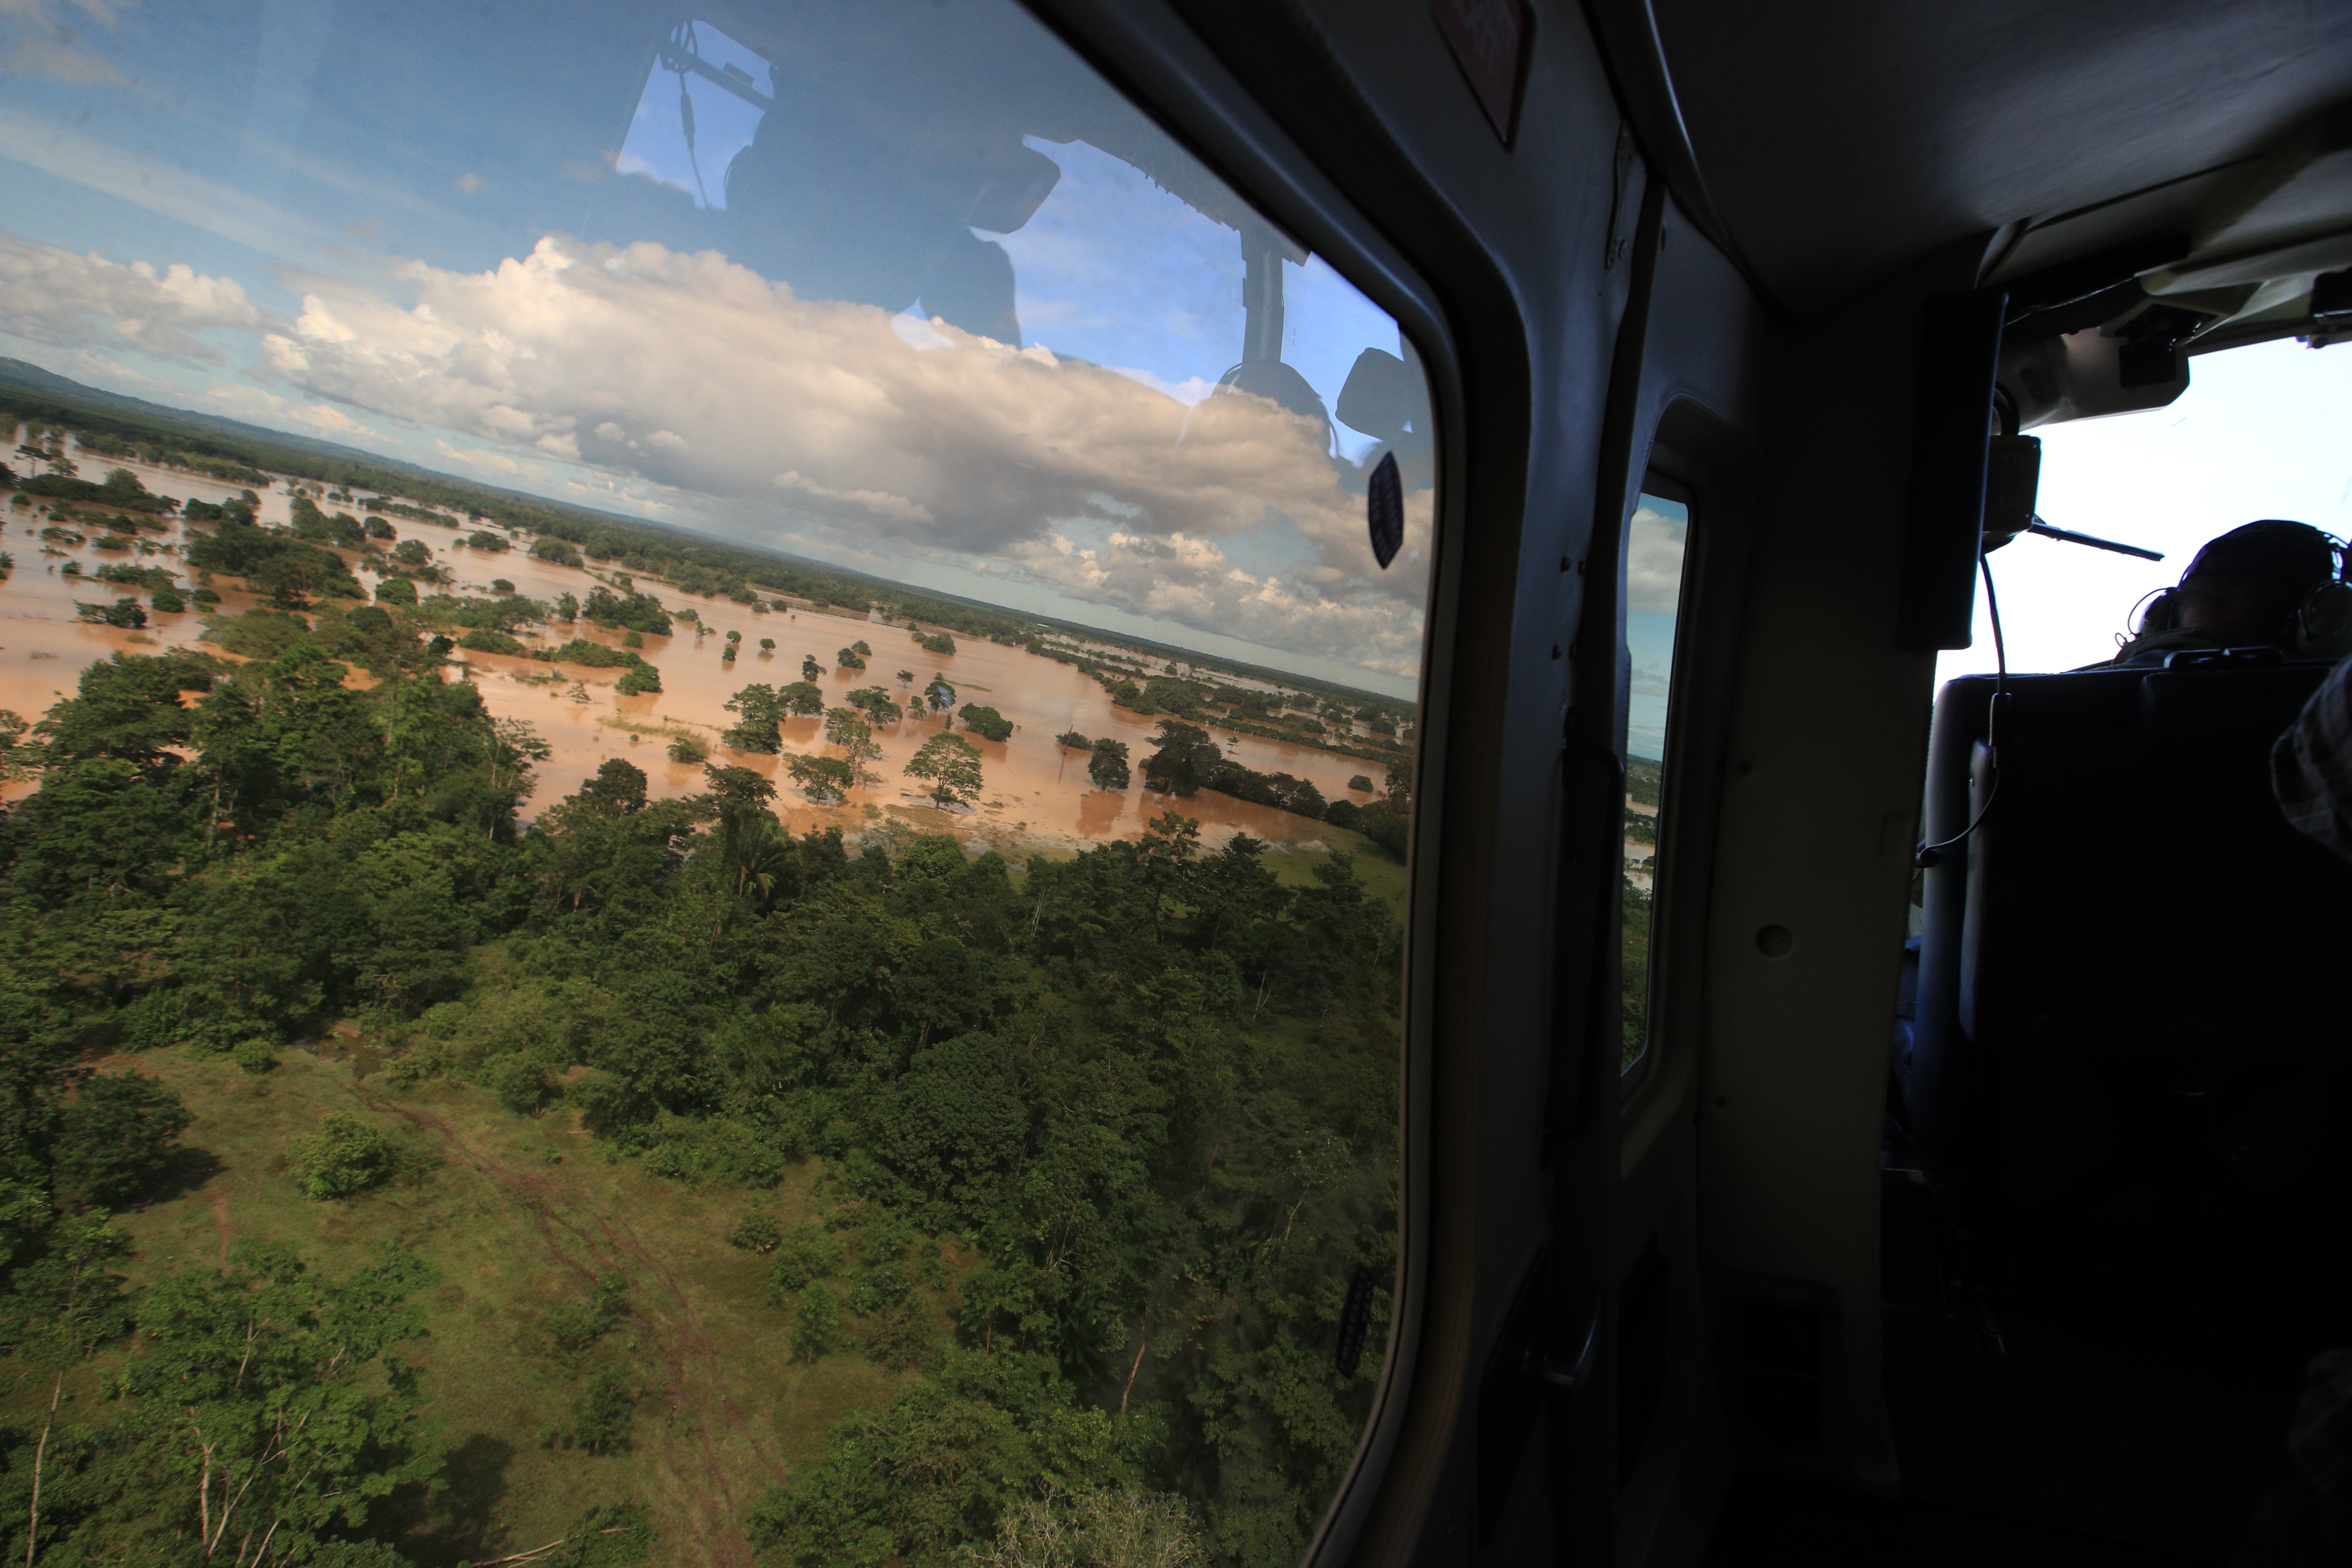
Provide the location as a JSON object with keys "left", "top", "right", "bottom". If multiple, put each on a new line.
{"left": 2128, "top": 521, "right": 2352, "bottom": 658}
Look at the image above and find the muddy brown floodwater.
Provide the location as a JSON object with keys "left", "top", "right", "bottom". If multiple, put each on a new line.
{"left": 3, "top": 429, "right": 1410, "bottom": 858}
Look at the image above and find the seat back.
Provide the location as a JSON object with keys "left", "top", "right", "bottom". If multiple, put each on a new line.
{"left": 1902, "top": 656, "right": 2352, "bottom": 1276}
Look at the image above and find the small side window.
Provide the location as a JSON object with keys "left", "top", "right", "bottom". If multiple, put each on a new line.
{"left": 1623, "top": 488, "right": 1691, "bottom": 1073}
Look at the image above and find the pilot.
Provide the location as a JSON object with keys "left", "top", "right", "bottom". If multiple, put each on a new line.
{"left": 2102, "top": 519, "right": 2343, "bottom": 666}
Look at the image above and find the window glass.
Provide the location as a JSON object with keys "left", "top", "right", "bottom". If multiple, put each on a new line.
{"left": 0, "top": 6, "right": 1436, "bottom": 1564}
{"left": 1623, "top": 492, "right": 1690, "bottom": 1070}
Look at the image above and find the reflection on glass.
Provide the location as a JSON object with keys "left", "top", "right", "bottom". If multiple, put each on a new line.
{"left": 0, "top": 4, "right": 1435, "bottom": 1565}
{"left": 1623, "top": 493, "right": 1689, "bottom": 1071}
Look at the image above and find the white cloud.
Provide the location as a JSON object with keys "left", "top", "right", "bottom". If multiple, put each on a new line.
{"left": 0, "top": 233, "right": 269, "bottom": 363}
{"left": 1626, "top": 502, "right": 1687, "bottom": 613}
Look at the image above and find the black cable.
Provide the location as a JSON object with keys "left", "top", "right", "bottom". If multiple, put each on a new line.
{"left": 1914, "top": 555, "right": 2008, "bottom": 869}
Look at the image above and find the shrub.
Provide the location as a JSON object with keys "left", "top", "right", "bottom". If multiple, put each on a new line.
{"left": 615, "top": 665, "right": 662, "bottom": 695}
{"left": 1348, "top": 774, "right": 1375, "bottom": 793}
{"left": 729, "top": 1212, "right": 784, "bottom": 1254}
{"left": 667, "top": 733, "right": 709, "bottom": 764}
{"left": 490, "top": 577, "right": 515, "bottom": 594}
{"left": 288, "top": 1112, "right": 398, "bottom": 1200}
{"left": 484, "top": 1051, "right": 556, "bottom": 1115}
{"left": 232, "top": 1037, "right": 276, "bottom": 1075}
{"left": 790, "top": 1282, "right": 838, "bottom": 1361}
{"left": 864, "top": 1298, "right": 931, "bottom": 1372}
{"left": 768, "top": 1223, "right": 844, "bottom": 1292}
{"left": 459, "top": 628, "right": 524, "bottom": 655}
{"left": 374, "top": 576, "right": 417, "bottom": 606}
{"left": 558, "top": 1366, "right": 637, "bottom": 1454}
{"left": 542, "top": 1272, "right": 630, "bottom": 1371}
{"left": 623, "top": 629, "right": 644, "bottom": 649}
{"left": 150, "top": 586, "right": 185, "bottom": 613}
{"left": 848, "top": 1258, "right": 912, "bottom": 1316}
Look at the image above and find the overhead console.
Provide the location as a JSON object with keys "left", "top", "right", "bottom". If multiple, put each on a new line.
{"left": 1987, "top": 102, "right": 2352, "bottom": 429}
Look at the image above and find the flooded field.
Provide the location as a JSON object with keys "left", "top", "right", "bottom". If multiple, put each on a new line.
{"left": 3, "top": 431, "right": 1402, "bottom": 859}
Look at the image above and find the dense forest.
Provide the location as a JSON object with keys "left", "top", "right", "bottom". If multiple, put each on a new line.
{"left": 0, "top": 602, "right": 1403, "bottom": 1563}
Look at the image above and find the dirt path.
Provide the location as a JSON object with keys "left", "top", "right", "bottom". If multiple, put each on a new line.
{"left": 353, "top": 1085, "right": 776, "bottom": 1568}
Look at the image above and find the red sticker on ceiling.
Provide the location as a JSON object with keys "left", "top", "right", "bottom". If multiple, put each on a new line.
{"left": 1432, "top": 0, "right": 1529, "bottom": 144}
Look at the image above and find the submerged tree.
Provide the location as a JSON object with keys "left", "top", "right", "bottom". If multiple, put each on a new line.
{"left": 823, "top": 707, "right": 882, "bottom": 784}
{"left": 957, "top": 704, "right": 1012, "bottom": 743}
{"left": 722, "top": 683, "right": 789, "bottom": 753}
{"left": 788, "top": 754, "right": 856, "bottom": 804}
{"left": 905, "top": 732, "right": 984, "bottom": 807}
{"left": 1140, "top": 720, "right": 1218, "bottom": 796}
{"left": 1087, "top": 738, "right": 1131, "bottom": 792}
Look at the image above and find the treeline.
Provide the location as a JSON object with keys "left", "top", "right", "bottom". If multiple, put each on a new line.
{"left": 0, "top": 595, "right": 1404, "bottom": 1565}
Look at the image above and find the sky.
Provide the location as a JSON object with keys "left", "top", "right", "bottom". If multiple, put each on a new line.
{"left": 0, "top": 0, "right": 1431, "bottom": 698}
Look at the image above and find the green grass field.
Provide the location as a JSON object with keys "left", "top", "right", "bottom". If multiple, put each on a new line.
{"left": 96, "top": 1046, "right": 934, "bottom": 1567}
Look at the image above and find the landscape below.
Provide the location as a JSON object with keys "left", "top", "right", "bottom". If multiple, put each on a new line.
{"left": 0, "top": 395, "right": 1410, "bottom": 1567}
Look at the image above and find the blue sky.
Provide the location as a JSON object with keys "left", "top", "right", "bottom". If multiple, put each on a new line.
{"left": 0, "top": 0, "right": 1430, "bottom": 697}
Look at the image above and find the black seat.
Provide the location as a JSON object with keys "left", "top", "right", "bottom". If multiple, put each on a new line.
{"left": 1900, "top": 653, "right": 2352, "bottom": 1288}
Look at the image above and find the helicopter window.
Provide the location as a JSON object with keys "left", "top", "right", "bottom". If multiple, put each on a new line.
{"left": 1623, "top": 489, "right": 1691, "bottom": 1072}
{"left": 0, "top": 2, "right": 1435, "bottom": 1563}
